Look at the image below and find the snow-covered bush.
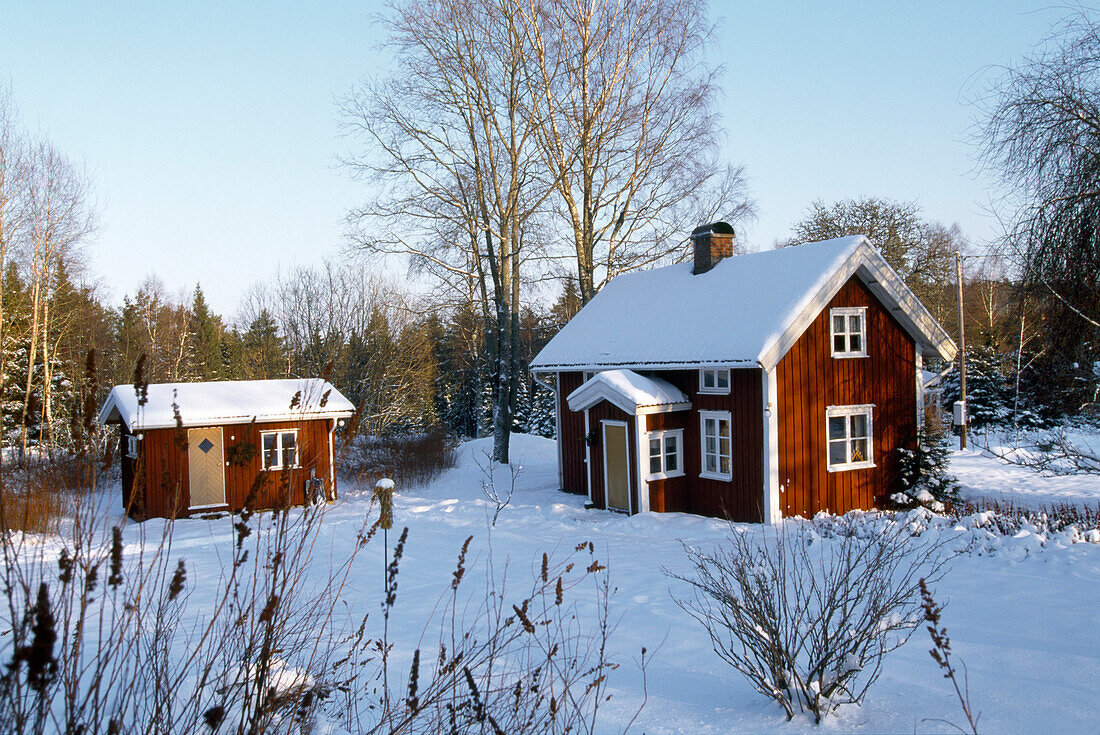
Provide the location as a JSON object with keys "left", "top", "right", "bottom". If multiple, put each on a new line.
{"left": 671, "top": 520, "right": 949, "bottom": 723}
{"left": 889, "top": 421, "right": 960, "bottom": 512}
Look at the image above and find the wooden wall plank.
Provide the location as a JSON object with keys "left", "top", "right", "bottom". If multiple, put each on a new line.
{"left": 776, "top": 276, "right": 917, "bottom": 517}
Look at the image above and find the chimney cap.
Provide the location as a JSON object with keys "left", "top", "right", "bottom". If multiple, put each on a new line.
{"left": 691, "top": 221, "right": 734, "bottom": 237}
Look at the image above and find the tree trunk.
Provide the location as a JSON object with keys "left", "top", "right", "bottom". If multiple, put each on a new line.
{"left": 20, "top": 258, "right": 41, "bottom": 457}
{"left": 40, "top": 278, "right": 52, "bottom": 450}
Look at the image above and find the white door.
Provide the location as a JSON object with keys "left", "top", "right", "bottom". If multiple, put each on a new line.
{"left": 602, "top": 422, "right": 630, "bottom": 512}
{"left": 188, "top": 427, "right": 226, "bottom": 508}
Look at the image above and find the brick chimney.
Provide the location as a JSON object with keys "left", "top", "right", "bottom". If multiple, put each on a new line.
{"left": 691, "top": 222, "right": 736, "bottom": 274}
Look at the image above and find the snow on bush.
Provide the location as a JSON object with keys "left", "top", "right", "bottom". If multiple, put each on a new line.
{"left": 670, "top": 517, "right": 950, "bottom": 723}
{"left": 669, "top": 505, "right": 1100, "bottom": 724}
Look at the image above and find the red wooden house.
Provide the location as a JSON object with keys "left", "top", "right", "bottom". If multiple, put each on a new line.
{"left": 98, "top": 378, "right": 355, "bottom": 519}
{"left": 530, "top": 223, "right": 957, "bottom": 522}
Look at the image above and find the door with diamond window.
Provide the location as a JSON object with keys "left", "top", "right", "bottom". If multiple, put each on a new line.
{"left": 188, "top": 427, "right": 226, "bottom": 508}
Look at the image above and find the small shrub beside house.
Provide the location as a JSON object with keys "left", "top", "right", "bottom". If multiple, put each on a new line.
{"left": 531, "top": 223, "right": 957, "bottom": 521}
{"left": 98, "top": 378, "right": 355, "bottom": 519}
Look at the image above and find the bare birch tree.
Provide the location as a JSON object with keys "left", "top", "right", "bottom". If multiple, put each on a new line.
{"left": 342, "top": 0, "right": 553, "bottom": 463}
{"left": 526, "top": 0, "right": 754, "bottom": 303}
{"left": 18, "top": 143, "right": 95, "bottom": 454}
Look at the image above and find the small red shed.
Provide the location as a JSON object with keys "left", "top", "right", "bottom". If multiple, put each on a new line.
{"left": 531, "top": 223, "right": 957, "bottom": 522}
{"left": 98, "top": 378, "right": 355, "bottom": 519}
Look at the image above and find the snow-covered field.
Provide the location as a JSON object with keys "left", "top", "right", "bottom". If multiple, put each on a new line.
{"left": 954, "top": 429, "right": 1100, "bottom": 509}
{"left": 51, "top": 435, "right": 1100, "bottom": 732}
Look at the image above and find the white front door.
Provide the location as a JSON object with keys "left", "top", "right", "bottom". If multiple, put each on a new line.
{"left": 188, "top": 427, "right": 226, "bottom": 508}
{"left": 602, "top": 421, "right": 630, "bottom": 512}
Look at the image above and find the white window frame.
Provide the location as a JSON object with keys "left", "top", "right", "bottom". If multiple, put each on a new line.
{"left": 699, "top": 410, "right": 733, "bottom": 481}
{"left": 825, "top": 405, "right": 875, "bottom": 471}
{"left": 261, "top": 429, "right": 300, "bottom": 470}
{"left": 126, "top": 435, "right": 139, "bottom": 459}
{"left": 698, "top": 368, "right": 731, "bottom": 394}
{"left": 830, "top": 306, "right": 868, "bottom": 358}
{"left": 645, "top": 429, "right": 684, "bottom": 481}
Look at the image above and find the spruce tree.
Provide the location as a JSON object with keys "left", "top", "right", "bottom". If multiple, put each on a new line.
{"left": 189, "top": 285, "right": 223, "bottom": 381}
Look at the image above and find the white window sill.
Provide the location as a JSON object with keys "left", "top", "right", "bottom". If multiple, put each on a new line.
{"left": 699, "top": 471, "right": 732, "bottom": 482}
{"left": 697, "top": 388, "right": 731, "bottom": 395}
{"left": 830, "top": 352, "right": 868, "bottom": 359}
{"left": 646, "top": 470, "right": 685, "bottom": 482}
{"left": 827, "top": 461, "right": 876, "bottom": 472}
{"left": 262, "top": 465, "right": 302, "bottom": 471}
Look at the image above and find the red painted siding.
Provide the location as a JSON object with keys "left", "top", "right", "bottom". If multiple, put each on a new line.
{"left": 560, "top": 368, "right": 764, "bottom": 521}
{"left": 776, "top": 277, "right": 917, "bottom": 517}
{"left": 127, "top": 418, "right": 336, "bottom": 519}
{"left": 557, "top": 372, "right": 587, "bottom": 495}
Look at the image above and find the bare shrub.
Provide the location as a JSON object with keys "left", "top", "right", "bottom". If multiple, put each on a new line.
{"left": 341, "top": 428, "right": 458, "bottom": 488}
{"left": 473, "top": 450, "right": 521, "bottom": 526}
{"left": 670, "top": 519, "right": 949, "bottom": 723}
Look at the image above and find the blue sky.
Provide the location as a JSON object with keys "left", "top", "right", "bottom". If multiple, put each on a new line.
{"left": 0, "top": 2, "right": 1069, "bottom": 316}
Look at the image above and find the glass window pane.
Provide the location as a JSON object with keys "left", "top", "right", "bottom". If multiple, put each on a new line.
{"left": 717, "top": 371, "right": 729, "bottom": 388}
{"left": 851, "top": 439, "right": 868, "bottom": 463}
{"left": 703, "top": 370, "right": 715, "bottom": 388}
{"left": 665, "top": 436, "right": 677, "bottom": 456}
{"left": 263, "top": 433, "right": 278, "bottom": 468}
{"left": 704, "top": 418, "right": 715, "bottom": 437}
{"left": 666, "top": 450, "right": 677, "bottom": 472}
{"left": 849, "top": 314, "right": 862, "bottom": 333}
{"left": 834, "top": 334, "right": 846, "bottom": 353}
{"left": 650, "top": 438, "right": 660, "bottom": 457}
{"left": 720, "top": 456, "right": 730, "bottom": 474}
{"left": 282, "top": 432, "right": 298, "bottom": 467}
{"left": 650, "top": 455, "right": 661, "bottom": 474}
{"left": 829, "top": 439, "right": 847, "bottom": 465}
{"left": 849, "top": 333, "right": 862, "bottom": 353}
{"left": 705, "top": 455, "right": 717, "bottom": 473}
{"left": 719, "top": 420, "right": 730, "bottom": 439}
{"left": 833, "top": 314, "right": 845, "bottom": 332}
{"left": 706, "top": 436, "right": 716, "bottom": 454}
{"left": 719, "top": 437, "right": 730, "bottom": 457}
{"left": 851, "top": 414, "right": 868, "bottom": 438}
{"left": 828, "top": 416, "right": 847, "bottom": 440}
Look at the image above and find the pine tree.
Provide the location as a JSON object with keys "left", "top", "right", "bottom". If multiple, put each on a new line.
{"left": 511, "top": 373, "right": 531, "bottom": 433}
{"left": 242, "top": 309, "right": 285, "bottom": 380}
{"left": 528, "top": 382, "right": 556, "bottom": 438}
{"left": 189, "top": 285, "right": 223, "bottom": 381}
{"left": 890, "top": 419, "right": 960, "bottom": 512}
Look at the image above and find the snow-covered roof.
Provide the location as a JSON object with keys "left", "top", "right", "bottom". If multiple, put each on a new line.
{"left": 531, "top": 236, "right": 957, "bottom": 372}
{"left": 98, "top": 379, "right": 356, "bottom": 431}
{"left": 567, "top": 370, "right": 690, "bottom": 415}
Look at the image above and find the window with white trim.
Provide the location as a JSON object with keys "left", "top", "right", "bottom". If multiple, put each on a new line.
{"left": 261, "top": 430, "right": 299, "bottom": 470}
{"left": 699, "top": 368, "right": 730, "bottom": 394}
{"left": 126, "top": 435, "right": 139, "bottom": 459}
{"left": 826, "top": 405, "right": 874, "bottom": 470}
{"left": 830, "top": 307, "right": 867, "bottom": 357}
{"left": 646, "top": 429, "right": 684, "bottom": 480}
{"left": 699, "top": 410, "right": 732, "bottom": 480}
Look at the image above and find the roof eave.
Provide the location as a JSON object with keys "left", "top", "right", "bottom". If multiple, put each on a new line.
{"left": 117, "top": 409, "right": 356, "bottom": 432}
{"left": 757, "top": 241, "right": 958, "bottom": 370}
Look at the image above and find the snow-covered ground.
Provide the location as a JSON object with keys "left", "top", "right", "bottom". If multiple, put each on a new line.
{"left": 37, "top": 434, "right": 1100, "bottom": 733}
{"left": 954, "top": 429, "right": 1100, "bottom": 508}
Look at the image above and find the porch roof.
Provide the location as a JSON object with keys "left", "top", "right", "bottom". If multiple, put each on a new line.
{"left": 566, "top": 369, "right": 690, "bottom": 415}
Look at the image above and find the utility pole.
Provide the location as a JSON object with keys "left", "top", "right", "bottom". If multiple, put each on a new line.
{"left": 956, "top": 251, "right": 968, "bottom": 450}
